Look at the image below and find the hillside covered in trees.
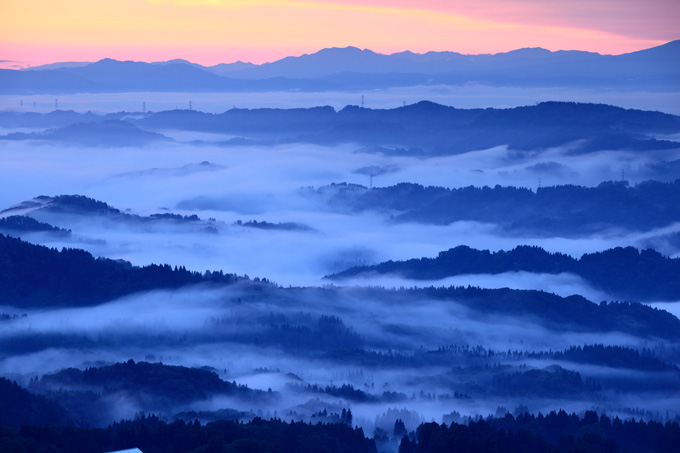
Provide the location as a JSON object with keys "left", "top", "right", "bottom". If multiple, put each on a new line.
{"left": 311, "top": 179, "right": 680, "bottom": 235}
{"left": 327, "top": 245, "right": 680, "bottom": 301}
{"left": 0, "top": 234, "right": 244, "bottom": 307}
{"left": 3, "top": 101, "right": 679, "bottom": 154}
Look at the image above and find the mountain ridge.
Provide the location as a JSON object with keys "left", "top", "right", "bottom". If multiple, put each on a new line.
{"left": 2, "top": 41, "right": 678, "bottom": 93}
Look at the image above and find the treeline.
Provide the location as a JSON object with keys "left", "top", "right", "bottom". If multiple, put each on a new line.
{"left": 1, "top": 120, "right": 170, "bottom": 147}
{"left": 531, "top": 345, "right": 678, "bottom": 372}
{"left": 133, "top": 101, "right": 680, "bottom": 154}
{"left": 401, "top": 411, "right": 680, "bottom": 453}
{"left": 2, "top": 194, "right": 207, "bottom": 226}
{"left": 316, "top": 179, "right": 680, "bottom": 234}
{"left": 2, "top": 409, "right": 678, "bottom": 453}
{"left": 0, "top": 234, "right": 243, "bottom": 307}
{"left": 0, "top": 414, "right": 377, "bottom": 453}
{"left": 327, "top": 244, "right": 680, "bottom": 301}
{"left": 31, "top": 360, "right": 260, "bottom": 404}
{"left": 8, "top": 101, "right": 677, "bottom": 153}
{"left": 207, "top": 312, "right": 363, "bottom": 352}
{"left": 0, "top": 215, "right": 71, "bottom": 236}
{"left": 235, "top": 219, "right": 315, "bottom": 232}
{"left": 2, "top": 361, "right": 267, "bottom": 428}
{"left": 308, "top": 285, "right": 680, "bottom": 341}
{"left": 324, "top": 344, "right": 677, "bottom": 373}
{"left": 420, "top": 286, "right": 680, "bottom": 339}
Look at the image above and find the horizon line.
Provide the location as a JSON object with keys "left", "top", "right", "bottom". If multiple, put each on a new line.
{"left": 5, "top": 40, "right": 678, "bottom": 71}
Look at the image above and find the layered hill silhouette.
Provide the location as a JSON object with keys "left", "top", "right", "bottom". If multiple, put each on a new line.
{"left": 311, "top": 179, "right": 680, "bottom": 234}
{"left": 3, "top": 101, "right": 678, "bottom": 153}
{"left": 2, "top": 234, "right": 679, "bottom": 340}
{"left": 2, "top": 41, "right": 678, "bottom": 93}
{"left": 326, "top": 245, "right": 680, "bottom": 302}
{"left": 0, "top": 233, "right": 242, "bottom": 307}
{"left": 0, "top": 120, "right": 171, "bottom": 146}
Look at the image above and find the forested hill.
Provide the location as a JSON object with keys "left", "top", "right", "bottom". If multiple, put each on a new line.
{"left": 315, "top": 179, "right": 680, "bottom": 234}
{"left": 1, "top": 120, "right": 171, "bottom": 147}
{"left": 1, "top": 404, "right": 678, "bottom": 452}
{"left": 350, "top": 286, "right": 680, "bottom": 340}
{"left": 1, "top": 194, "right": 213, "bottom": 230}
{"left": 0, "top": 234, "right": 246, "bottom": 307}
{"left": 327, "top": 245, "right": 680, "bottom": 301}
{"left": 2, "top": 101, "right": 679, "bottom": 154}
{"left": 133, "top": 101, "right": 680, "bottom": 154}
{"left": 32, "top": 360, "right": 264, "bottom": 408}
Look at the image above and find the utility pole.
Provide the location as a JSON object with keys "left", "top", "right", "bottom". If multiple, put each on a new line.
{"left": 55, "top": 99, "right": 58, "bottom": 110}
{"left": 143, "top": 101, "right": 146, "bottom": 113}
{"left": 361, "top": 95, "right": 364, "bottom": 107}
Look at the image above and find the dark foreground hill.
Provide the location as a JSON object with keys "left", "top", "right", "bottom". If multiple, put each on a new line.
{"left": 0, "top": 234, "right": 243, "bottom": 307}
{"left": 1, "top": 405, "right": 678, "bottom": 453}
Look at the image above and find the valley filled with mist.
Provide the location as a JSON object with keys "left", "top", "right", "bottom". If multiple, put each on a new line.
{"left": 1, "top": 43, "right": 680, "bottom": 452}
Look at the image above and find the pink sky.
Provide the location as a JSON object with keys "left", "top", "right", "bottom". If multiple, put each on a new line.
{"left": 0, "top": 0, "right": 678, "bottom": 68}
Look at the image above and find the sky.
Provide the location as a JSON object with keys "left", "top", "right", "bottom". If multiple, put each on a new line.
{"left": 0, "top": 0, "right": 678, "bottom": 68}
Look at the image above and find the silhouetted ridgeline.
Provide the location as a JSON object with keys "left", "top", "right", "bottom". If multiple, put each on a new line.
{"left": 1, "top": 407, "right": 678, "bottom": 452}
{"left": 0, "top": 109, "right": 129, "bottom": 128}
{"left": 1, "top": 194, "right": 216, "bottom": 233}
{"left": 400, "top": 411, "right": 680, "bottom": 453}
{"left": 2, "top": 234, "right": 679, "bottom": 340}
{"left": 32, "top": 360, "right": 251, "bottom": 402}
{"left": 315, "top": 179, "right": 680, "bottom": 234}
{"left": 417, "top": 286, "right": 680, "bottom": 340}
{"left": 22, "top": 361, "right": 267, "bottom": 427}
{"left": 324, "top": 344, "right": 679, "bottom": 373}
{"left": 0, "top": 119, "right": 171, "bottom": 146}
{"left": 280, "top": 285, "right": 680, "bottom": 341}
{"left": 0, "top": 234, "right": 243, "bottom": 307}
{"left": 2, "top": 101, "right": 679, "bottom": 153}
{"left": 0, "top": 215, "right": 71, "bottom": 236}
{"left": 534, "top": 345, "right": 679, "bottom": 372}
{"left": 327, "top": 244, "right": 680, "bottom": 301}
{"left": 1, "top": 41, "right": 678, "bottom": 93}
{"left": 235, "top": 219, "right": 316, "bottom": 232}
{"left": 130, "top": 101, "right": 680, "bottom": 154}
{"left": 0, "top": 415, "right": 377, "bottom": 452}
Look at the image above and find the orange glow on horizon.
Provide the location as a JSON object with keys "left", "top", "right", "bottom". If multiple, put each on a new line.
{"left": 0, "top": 0, "right": 676, "bottom": 67}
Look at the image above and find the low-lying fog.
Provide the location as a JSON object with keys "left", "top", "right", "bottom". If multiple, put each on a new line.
{"left": 2, "top": 283, "right": 676, "bottom": 433}
{"left": 1, "top": 104, "right": 679, "bottom": 436}
{"left": 2, "top": 137, "right": 679, "bottom": 286}
{"left": 2, "top": 85, "right": 680, "bottom": 114}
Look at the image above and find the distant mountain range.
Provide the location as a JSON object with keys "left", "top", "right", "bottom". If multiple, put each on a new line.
{"left": 1, "top": 41, "right": 678, "bottom": 94}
